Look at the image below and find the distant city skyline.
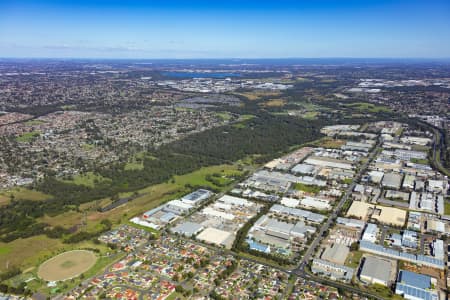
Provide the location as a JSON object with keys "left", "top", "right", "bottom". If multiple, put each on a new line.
{"left": 1, "top": 0, "right": 449, "bottom": 59}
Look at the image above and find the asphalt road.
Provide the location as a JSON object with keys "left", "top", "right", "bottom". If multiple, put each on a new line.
{"left": 295, "top": 142, "right": 381, "bottom": 273}
{"left": 420, "top": 120, "right": 450, "bottom": 177}
{"left": 60, "top": 141, "right": 384, "bottom": 300}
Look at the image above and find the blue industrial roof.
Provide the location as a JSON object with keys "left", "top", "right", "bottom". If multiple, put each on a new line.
{"left": 396, "top": 283, "right": 437, "bottom": 300}
{"left": 398, "top": 270, "right": 431, "bottom": 290}
{"left": 359, "top": 240, "right": 445, "bottom": 268}
{"left": 247, "top": 239, "right": 270, "bottom": 253}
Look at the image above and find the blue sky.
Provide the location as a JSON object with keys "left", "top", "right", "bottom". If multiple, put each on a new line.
{"left": 0, "top": 0, "right": 449, "bottom": 58}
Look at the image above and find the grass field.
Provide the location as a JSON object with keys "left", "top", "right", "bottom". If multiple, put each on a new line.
{"left": 445, "top": 202, "right": 450, "bottom": 215}
{"left": 237, "top": 251, "right": 292, "bottom": 269}
{"left": 216, "top": 111, "right": 232, "bottom": 121}
{"left": 344, "top": 250, "right": 363, "bottom": 268}
{"left": 301, "top": 111, "right": 319, "bottom": 119}
{"left": 410, "top": 158, "right": 429, "bottom": 165}
{"left": 0, "top": 187, "right": 52, "bottom": 207}
{"left": 61, "top": 105, "right": 76, "bottom": 110}
{"left": 40, "top": 164, "right": 245, "bottom": 233}
{"left": 309, "top": 137, "right": 346, "bottom": 149}
{"left": 124, "top": 152, "right": 157, "bottom": 171}
{"left": 62, "top": 172, "right": 112, "bottom": 188}
{"left": 124, "top": 161, "right": 144, "bottom": 171}
{"left": 233, "top": 123, "right": 246, "bottom": 129}
{"left": 37, "top": 250, "right": 97, "bottom": 281}
{"left": 344, "top": 102, "right": 392, "bottom": 113}
{"left": 234, "top": 91, "right": 281, "bottom": 101}
{"left": 15, "top": 131, "right": 41, "bottom": 142}
{"left": 82, "top": 143, "right": 96, "bottom": 151}
{"left": 293, "top": 183, "right": 322, "bottom": 194}
{"left": 166, "top": 292, "right": 186, "bottom": 300}
{"left": 24, "top": 120, "right": 45, "bottom": 126}
{"left": 0, "top": 235, "right": 64, "bottom": 273}
{"left": 0, "top": 194, "right": 9, "bottom": 206}
{"left": 238, "top": 114, "right": 255, "bottom": 121}
{"left": 261, "top": 99, "right": 286, "bottom": 107}
{"left": 410, "top": 144, "right": 430, "bottom": 152}
{"left": 0, "top": 234, "right": 110, "bottom": 275}
{"left": 0, "top": 246, "right": 11, "bottom": 255}
{"left": 171, "top": 164, "right": 242, "bottom": 189}
{"left": 1, "top": 163, "right": 246, "bottom": 282}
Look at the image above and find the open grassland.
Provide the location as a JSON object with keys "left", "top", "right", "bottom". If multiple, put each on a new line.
{"left": 0, "top": 235, "right": 63, "bottom": 273}
{"left": 445, "top": 202, "right": 450, "bottom": 215}
{"left": 237, "top": 251, "right": 291, "bottom": 270}
{"left": 82, "top": 143, "right": 96, "bottom": 151}
{"left": 0, "top": 194, "right": 9, "bottom": 206}
{"left": 24, "top": 119, "right": 45, "bottom": 126}
{"left": 40, "top": 164, "right": 245, "bottom": 232}
{"left": 125, "top": 152, "right": 157, "bottom": 170}
{"left": 37, "top": 250, "right": 97, "bottom": 281}
{"left": 309, "top": 137, "right": 346, "bottom": 149}
{"left": 344, "top": 102, "right": 392, "bottom": 113}
{"left": 0, "top": 187, "right": 52, "bottom": 206}
{"left": 171, "top": 164, "right": 243, "bottom": 188}
{"left": 293, "top": 183, "right": 323, "bottom": 194}
{"left": 0, "top": 235, "right": 110, "bottom": 274}
{"left": 15, "top": 131, "right": 41, "bottom": 142}
{"left": 344, "top": 250, "right": 363, "bottom": 268}
{"left": 124, "top": 161, "right": 144, "bottom": 171}
{"left": 261, "top": 99, "right": 287, "bottom": 107}
{"left": 301, "top": 111, "right": 319, "bottom": 119}
{"left": 239, "top": 114, "right": 255, "bottom": 121}
{"left": 166, "top": 292, "right": 187, "bottom": 300}
{"left": 231, "top": 115, "right": 255, "bottom": 129}
{"left": 216, "top": 111, "right": 232, "bottom": 121}
{"left": 62, "top": 172, "right": 112, "bottom": 188}
{"left": 0, "top": 246, "right": 11, "bottom": 255}
{"left": 410, "top": 158, "right": 429, "bottom": 165}
{"left": 234, "top": 91, "right": 281, "bottom": 101}
{"left": 1, "top": 162, "right": 247, "bottom": 279}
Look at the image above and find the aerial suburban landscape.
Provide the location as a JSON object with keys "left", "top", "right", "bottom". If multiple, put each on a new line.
{"left": 0, "top": 1, "right": 449, "bottom": 300}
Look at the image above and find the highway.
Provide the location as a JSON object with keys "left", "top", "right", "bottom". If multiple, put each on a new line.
{"left": 416, "top": 119, "right": 450, "bottom": 177}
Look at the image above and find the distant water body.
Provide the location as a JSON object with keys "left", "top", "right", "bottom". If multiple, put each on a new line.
{"left": 162, "top": 71, "right": 241, "bottom": 78}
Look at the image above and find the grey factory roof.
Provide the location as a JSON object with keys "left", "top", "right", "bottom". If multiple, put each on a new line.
{"left": 360, "top": 256, "right": 392, "bottom": 283}
{"left": 311, "top": 258, "right": 354, "bottom": 281}
{"left": 270, "top": 204, "right": 325, "bottom": 223}
{"left": 265, "top": 218, "right": 294, "bottom": 234}
{"left": 171, "top": 221, "right": 204, "bottom": 237}
{"left": 336, "top": 217, "right": 365, "bottom": 229}
{"left": 291, "top": 163, "right": 316, "bottom": 174}
{"left": 181, "top": 189, "right": 212, "bottom": 204}
{"left": 381, "top": 172, "right": 403, "bottom": 189}
{"left": 321, "top": 243, "right": 350, "bottom": 265}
